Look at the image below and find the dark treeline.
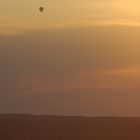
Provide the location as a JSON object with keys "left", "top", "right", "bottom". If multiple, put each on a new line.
{"left": 0, "top": 114, "right": 140, "bottom": 140}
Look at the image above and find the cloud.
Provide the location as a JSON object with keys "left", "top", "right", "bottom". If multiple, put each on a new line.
{"left": 1, "top": 25, "right": 140, "bottom": 93}
{"left": 0, "top": 25, "right": 140, "bottom": 115}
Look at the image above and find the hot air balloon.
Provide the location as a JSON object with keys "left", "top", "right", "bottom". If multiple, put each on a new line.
{"left": 39, "top": 7, "right": 44, "bottom": 12}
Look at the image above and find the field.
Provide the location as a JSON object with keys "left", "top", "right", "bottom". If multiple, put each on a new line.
{"left": 0, "top": 114, "right": 140, "bottom": 140}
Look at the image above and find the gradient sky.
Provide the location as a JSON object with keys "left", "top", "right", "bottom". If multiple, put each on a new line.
{"left": 0, "top": 0, "right": 140, "bottom": 116}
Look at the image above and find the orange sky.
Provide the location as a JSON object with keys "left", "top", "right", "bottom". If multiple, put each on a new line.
{"left": 1, "top": 0, "right": 140, "bottom": 33}
{"left": 0, "top": 0, "right": 140, "bottom": 116}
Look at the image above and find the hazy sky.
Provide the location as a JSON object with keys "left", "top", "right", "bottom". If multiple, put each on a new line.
{"left": 1, "top": 0, "right": 140, "bottom": 32}
{"left": 0, "top": 0, "right": 140, "bottom": 116}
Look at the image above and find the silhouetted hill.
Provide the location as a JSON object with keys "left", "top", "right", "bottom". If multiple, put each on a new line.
{"left": 0, "top": 114, "right": 140, "bottom": 140}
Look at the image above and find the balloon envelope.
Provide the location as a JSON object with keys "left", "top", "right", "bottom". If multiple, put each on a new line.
{"left": 39, "top": 7, "right": 44, "bottom": 12}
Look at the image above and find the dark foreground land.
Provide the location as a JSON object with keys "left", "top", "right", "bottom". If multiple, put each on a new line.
{"left": 0, "top": 114, "right": 140, "bottom": 140}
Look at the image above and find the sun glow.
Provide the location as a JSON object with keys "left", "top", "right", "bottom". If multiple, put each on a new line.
{"left": 117, "top": 0, "right": 140, "bottom": 17}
